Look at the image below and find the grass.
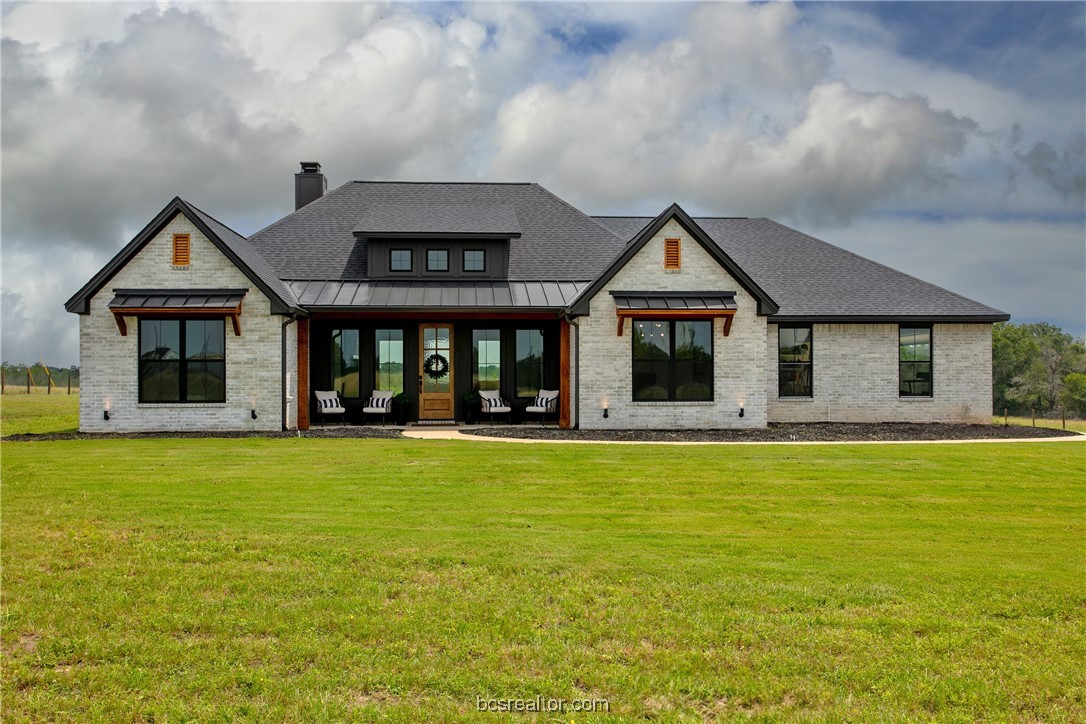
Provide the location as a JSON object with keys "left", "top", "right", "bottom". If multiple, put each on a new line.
{"left": 3, "top": 424, "right": 1085, "bottom": 719}
{"left": 0, "top": 392, "right": 79, "bottom": 436}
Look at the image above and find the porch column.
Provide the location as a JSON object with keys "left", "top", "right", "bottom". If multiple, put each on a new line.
{"left": 559, "top": 318, "right": 571, "bottom": 429}
{"left": 297, "top": 317, "right": 310, "bottom": 430}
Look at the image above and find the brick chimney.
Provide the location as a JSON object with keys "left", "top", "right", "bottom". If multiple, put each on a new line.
{"left": 295, "top": 162, "right": 327, "bottom": 210}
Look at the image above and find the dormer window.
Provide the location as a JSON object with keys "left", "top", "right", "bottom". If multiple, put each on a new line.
{"left": 390, "top": 249, "right": 413, "bottom": 272}
{"left": 427, "top": 249, "right": 449, "bottom": 272}
{"left": 172, "top": 234, "right": 191, "bottom": 267}
{"left": 463, "top": 250, "right": 485, "bottom": 272}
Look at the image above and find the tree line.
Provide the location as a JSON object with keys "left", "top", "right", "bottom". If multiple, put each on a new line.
{"left": 993, "top": 322, "right": 1086, "bottom": 418}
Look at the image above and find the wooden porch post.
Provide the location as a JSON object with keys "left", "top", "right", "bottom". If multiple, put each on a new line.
{"left": 559, "top": 318, "right": 571, "bottom": 429}
{"left": 297, "top": 317, "right": 310, "bottom": 430}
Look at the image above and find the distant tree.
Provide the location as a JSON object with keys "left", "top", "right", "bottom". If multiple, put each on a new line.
{"left": 996, "top": 322, "right": 1086, "bottom": 416}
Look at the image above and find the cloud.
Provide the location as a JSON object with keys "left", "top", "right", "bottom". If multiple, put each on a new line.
{"left": 1016, "top": 137, "right": 1086, "bottom": 207}
{"left": 493, "top": 4, "right": 977, "bottom": 224}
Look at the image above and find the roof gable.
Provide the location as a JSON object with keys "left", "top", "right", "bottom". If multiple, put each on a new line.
{"left": 568, "top": 204, "right": 779, "bottom": 316}
{"left": 65, "top": 198, "right": 299, "bottom": 315}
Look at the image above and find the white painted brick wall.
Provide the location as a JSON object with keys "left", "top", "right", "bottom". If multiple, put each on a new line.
{"left": 78, "top": 212, "right": 294, "bottom": 432}
{"left": 766, "top": 323, "right": 993, "bottom": 423}
{"left": 577, "top": 219, "right": 767, "bottom": 430}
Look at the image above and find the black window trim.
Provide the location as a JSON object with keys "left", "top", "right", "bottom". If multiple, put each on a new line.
{"left": 778, "top": 324, "right": 813, "bottom": 398}
{"left": 463, "top": 249, "right": 486, "bottom": 273}
{"left": 138, "top": 317, "right": 227, "bottom": 404}
{"left": 899, "top": 324, "right": 933, "bottom": 398}
{"left": 426, "top": 248, "right": 449, "bottom": 272}
{"left": 389, "top": 248, "right": 413, "bottom": 272}
{"left": 631, "top": 318, "right": 714, "bottom": 402}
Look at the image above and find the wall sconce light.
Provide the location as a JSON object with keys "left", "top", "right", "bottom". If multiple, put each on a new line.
{"left": 603, "top": 408, "right": 609, "bottom": 419}
{"left": 103, "top": 410, "right": 110, "bottom": 421}
{"left": 738, "top": 407, "right": 745, "bottom": 418}
{"left": 251, "top": 409, "right": 258, "bottom": 420}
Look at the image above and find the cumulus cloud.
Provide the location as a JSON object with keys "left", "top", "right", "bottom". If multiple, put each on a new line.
{"left": 0, "top": 1, "right": 1082, "bottom": 364}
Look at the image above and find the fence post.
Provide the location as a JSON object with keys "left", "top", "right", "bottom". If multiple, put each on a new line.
{"left": 1003, "top": 408, "right": 1008, "bottom": 427}
{"left": 1062, "top": 408, "right": 1066, "bottom": 430}
{"left": 1, "top": 368, "right": 4, "bottom": 394}
{"left": 68, "top": 372, "right": 72, "bottom": 395}
{"left": 1031, "top": 408, "right": 1035, "bottom": 427}
{"left": 27, "top": 369, "right": 31, "bottom": 394}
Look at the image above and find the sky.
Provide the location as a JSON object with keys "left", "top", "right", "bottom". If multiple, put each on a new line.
{"left": 2, "top": 0, "right": 1084, "bottom": 367}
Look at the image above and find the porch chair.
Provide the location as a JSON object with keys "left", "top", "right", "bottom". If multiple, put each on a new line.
{"left": 313, "top": 390, "right": 346, "bottom": 426}
{"left": 478, "top": 391, "right": 512, "bottom": 424}
{"left": 362, "top": 390, "right": 394, "bottom": 426}
{"left": 525, "top": 389, "right": 560, "bottom": 426}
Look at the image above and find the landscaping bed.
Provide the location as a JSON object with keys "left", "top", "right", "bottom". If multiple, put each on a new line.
{"left": 2, "top": 426, "right": 405, "bottom": 442}
{"left": 464, "top": 421, "right": 1079, "bottom": 442}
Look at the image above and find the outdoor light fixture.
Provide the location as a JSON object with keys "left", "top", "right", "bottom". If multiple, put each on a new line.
{"left": 738, "top": 407, "right": 745, "bottom": 418}
{"left": 103, "top": 410, "right": 110, "bottom": 421}
{"left": 603, "top": 408, "right": 609, "bottom": 419}
{"left": 251, "top": 409, "right": 258, "bottom": 420}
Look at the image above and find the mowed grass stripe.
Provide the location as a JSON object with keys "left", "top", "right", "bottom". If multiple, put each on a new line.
{"left": 2, "top": 438, "right": 1084, "bottom": 720}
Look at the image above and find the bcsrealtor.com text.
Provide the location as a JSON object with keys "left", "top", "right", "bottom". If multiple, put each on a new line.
{"left": 476, "top": 695, "right": 610, "bottom": 713}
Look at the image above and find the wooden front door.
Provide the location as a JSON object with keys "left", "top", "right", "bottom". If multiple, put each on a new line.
{"left": 419, "top": 324, "right": 454, "bottom": 420}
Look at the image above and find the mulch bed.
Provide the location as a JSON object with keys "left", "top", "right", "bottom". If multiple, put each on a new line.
{"left": 4, "top": 423, "right": 1078, "bottom": 443}
{"left": 2, "top": 427, "right": 405, "bottom": 442}
{"left": 462, "top": 422, "right": 1079, "bottom": 443}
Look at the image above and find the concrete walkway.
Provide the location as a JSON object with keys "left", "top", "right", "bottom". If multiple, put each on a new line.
{"left": 400, "top": 426, "right": 1085, "bottom": 446}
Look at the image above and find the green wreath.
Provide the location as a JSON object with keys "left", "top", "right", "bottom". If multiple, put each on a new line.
{"left": 423, "top": 352, "right": 450, "bottom": 380}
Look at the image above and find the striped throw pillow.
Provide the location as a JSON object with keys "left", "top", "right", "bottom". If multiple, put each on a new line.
{"left": 320, "top": 396, "right": 340, "bottom": 409}
{"left": 368, "top": 397, "right": 391, "bottom": 410}
{"left": 484, "top": 397, "right": 506, "bottom": 410}
{"left": 534, "top": 395, "right": 552, "bottom": 409}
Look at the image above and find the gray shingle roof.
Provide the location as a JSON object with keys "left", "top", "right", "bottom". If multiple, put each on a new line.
{"left": 594, "top": 216, "right": 1008, "bottom": 321}
{"left": 288, "top": 279, "right": 589, "bottom": 309}
{"left": 354, "top": 203, "right": 522, "bottom": 237}
{"left": 248, "top": 182, "right": 626, "bottom": 280}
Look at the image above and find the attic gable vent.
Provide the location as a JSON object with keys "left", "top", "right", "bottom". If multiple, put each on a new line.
{"left": 664, "top": 237, "right": 681, "bottom": 269}
{"left": 172, "top": 234, "right": 191, "bottom": 266}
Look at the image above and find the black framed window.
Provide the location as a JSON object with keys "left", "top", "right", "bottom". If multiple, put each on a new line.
{"left": 139, "top": 319, "right": 225, "bottom": 403}
{"left": 375, "top": 329, "right": 404, "bottom": 393}
{"left": 778, "top": 326, "right": 812, "bottom": 397}
{"left": 515, "top": 329, "right": 544, "bottom": 397}
{"left": 426, "top": 249, "right": 449, "bottom": 272}
{"left": 389, "top": 249, "right": 412, "bottom": 272}
{"left": 899, "top": 326, "right": 932, "bottom": 397}
{"left": 473, "top": 329, "right": 501, "bottom": 391}
{"left": 331, "top": 329, "right": 360, "bottom": 398}
{"left": 632, "top": 320, "right": 712, "bottom": 401}
{"left": 463, "top": 250, "right": 485, "bottom": 272}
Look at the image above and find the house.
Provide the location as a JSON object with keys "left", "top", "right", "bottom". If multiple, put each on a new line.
{"left": 65, "top": 163, "right": 1009, "bottom": 432}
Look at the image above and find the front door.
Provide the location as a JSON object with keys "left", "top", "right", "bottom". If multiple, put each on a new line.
{"left": 419, "top": 324, "right": 454, "bottom": 420}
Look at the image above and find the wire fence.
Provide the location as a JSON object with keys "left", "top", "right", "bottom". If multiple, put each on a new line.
{"left": 1, "top": 368, "right": 79, "bottom": 395}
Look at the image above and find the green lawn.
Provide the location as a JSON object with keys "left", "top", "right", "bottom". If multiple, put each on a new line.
{"left": 0, "top": 393, "right": 79, "bottom": 436}
{"left": 3, "top": 427, "right": 1084, "bottom": 721}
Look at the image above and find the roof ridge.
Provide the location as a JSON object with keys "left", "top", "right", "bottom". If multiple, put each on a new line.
{"left": 349, "top": 180, "right": 534, "bottom": 186}
{"left": 248, "top": 179, "right": 359, "bottom": 241}
{"left": 530, "top": 183, "right": 628, "bottom": 243}
{"left": 757, "top": 219, "right": 1005, "bottom": 313}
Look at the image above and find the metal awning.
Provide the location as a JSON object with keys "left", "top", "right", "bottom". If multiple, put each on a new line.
{"left": 287, "top": 280, "right": 590, "bottom": 311}
{"left": 108, "top": 288, "right": 247, "bottom": 336}
{"left": 610, "top": 291, "right": 738, "bottom": 336}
